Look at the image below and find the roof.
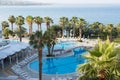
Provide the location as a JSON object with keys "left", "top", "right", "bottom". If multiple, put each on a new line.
{"left": 0, "top": 41, "right": 29, "bottom": 60}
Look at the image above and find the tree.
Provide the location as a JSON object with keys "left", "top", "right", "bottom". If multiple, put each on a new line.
{"left": 77, "top": 38, "right": 120, "bottom": 80}
{"left": 44, "top": 16, "right": 53, "bottom": 29}
{"left": 26, "top": 15, "right": 34, "bottom": 35}
{"left": 115, "top": 23, "right": 120, "bottom": 37}
{"left": 77, "top": 18, "right": 87, "bottom": 41}
{"left": 1, "top": 21, "right": 9, "bottom": 30}
{"left": 51, "top": 24, "right": 62, "bottom": 37}
{"left": 14, "top": 26, "right": 26, "bottom": 38}
{"left": 98, "top": 23, "right": 104, "bottom": 38}
{"left": 112, "top": 27, "right": 118, "bottom": 38}
{"left": 70, "top": 16, "right": 78, "bottom": 37}
{"left": 15, "top": 16, "right": 24, "bottom": 42}
{"left": 8, "top": 15, "right": 16, "bottom": 31}
{"left": 59, "top": 17, "right": 68, "bottom": 38}
{"left": 90, "top": 22, "right": 104, "bottom": 38}
{"left": 1, "top": 21, "right": 9, "bottom": 38}
{"left": 2, "top": 28, "right": 10, "bottom": 39}
{"left": 65, "top": 23, "right": 72, "bottom": 37}
{"left": 44, "top": 28, "right": 57, "bottom": 56}
{"left": 34, "top": 16, "right": 44, "bottom": 31}
{"left": 105, "top": 24, "right": 113, "bottom": 41}
{"left": 29, "top": 31, "right": 45, "bottom": 80}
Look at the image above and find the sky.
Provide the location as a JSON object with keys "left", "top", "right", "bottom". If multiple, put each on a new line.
{"left": 23, "top": 0, "right": 120, "bottom": 4}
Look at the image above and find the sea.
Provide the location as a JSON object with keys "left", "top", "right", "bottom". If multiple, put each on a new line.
{"left": 0, "top": 4, "right": 120, "bottom": 32}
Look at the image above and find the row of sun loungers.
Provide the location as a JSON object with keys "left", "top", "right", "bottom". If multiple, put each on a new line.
{"left": 51, "top": 77, "right": 72, "bottom": 80}
{"left": 0, "top": 76, "right": 18, "bottom": 80}
{"left": 11, "top": 65, "right": 30, "bottom": 80}
{"left": 18, "top": 54, "right": 37, "bottom": 67}
{"left": 11, "top": 54, "right": 38, "bottom": 80}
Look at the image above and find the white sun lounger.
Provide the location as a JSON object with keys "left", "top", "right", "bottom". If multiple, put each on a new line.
{"left": 51, "top": 77, "right": 56, "bottom": 80}
{"left": 57, "top": 77, "right": 67, "bottom": 80}
{"left": 67, "top": 77, "right": 72, "bottom": 80}
{"left": 8, "top": 75, "right": 18, "bottom": 79}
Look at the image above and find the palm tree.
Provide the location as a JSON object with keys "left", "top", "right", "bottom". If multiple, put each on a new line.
{"left": 105, "top": 24, "right": 113, "bottom": 41}
{"left": 29, "top": 31, "right": 45, "bottom": 80}
{"left": 90, "top": 22, "right": 104, "bottom": 38}
{"left": 115, "top": 23, "right": 120, "bottom": 37}
{"left": 14, "top": 26, "right": 27, "bottom": 38}
{"left": 1, "top": 21, "right": 9, "bottom": 30}
{"left": 98, "top": 23, "right": 104, "bottom": 38}
{"left": 34, "top": 16, "right": 44, "bottom": 31}
{"left": 15, "top": 16, "right": 24, "bottom": 42}
{"left": 77, "top": 38, "right": 120, "bottom": 80}
{"left": 65, "top": 23, "right": 72, "bottom": 37}
{"left": 44, "top": 28, "right": 56, "bottom": 56}
{"left": 8, "top": 15, "right": 16, "bottom": 31}
{"left": 51, "top": 24, "right": 62, "bottom": 37}
{"left": 44, "top": 16, "right": 53, "bottom": 29}
{"left": 59, "top": 17, "right": 68, "bottom": 38}
{"left": 70, "top": 16, "right": 78, "bottom": 37}
{"left": 2, "top": 28, "right": 10, "bottom": 39}
{"left": 77, "top": 18, "right": 87, "bottom": 41}
{"left": 26, "top": 15, "right": 34, "bottom": 35}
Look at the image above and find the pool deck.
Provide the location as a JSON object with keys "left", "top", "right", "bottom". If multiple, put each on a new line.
{"left": 23, "top": 65, "right": 78, "bottom": 80}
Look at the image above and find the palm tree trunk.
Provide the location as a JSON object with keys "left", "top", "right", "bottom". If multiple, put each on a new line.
{"left": 68, "top": 30, "right": 70, "bottom": 37}
{"left": 51, "top": 44, "right": 55, "bottom": 55}
{"left": 110, "top": 32, "right": 112, "bottom": 41}
{"left": 73, "top": 23, "right": 75, "bottom": 37}
{"left": 98, "top": 70, "right": 106, "bottom": 80}
{"left": 79, "top": 27, "right": 82, "bottom": 41}
{"left": 46, "top": 22, "right": 49, "bottom": 29}
{"left": 29, "top": 24, "right": 32, "bottom": 35}
{"left": 40, "top": 24, "right": 41, "bottom": 31}
{"left": 99, "top": 30, "right": 101, "bottom": 38}
{"left": 62, "top": 24, "right": 64, "bottom": 38}
{"left": 38, "top": 48, "right": 42, "bottom": 80}
{"left": 37, "top": 24, "right": 40, "bottom": 31}
{"left": 19, "top": 25, "right": 22, "bottom": 42}
{"left": 30, "top": 25, "right": 32, "bottom": 35}
{"left": 46, "top": 24, "right": 48, "bottom": 30}
{"left": 48, "top": 47, "right": 51, "bottom": 55}
{"left": 11, "top": 23, "right": 13, "bottom": 32}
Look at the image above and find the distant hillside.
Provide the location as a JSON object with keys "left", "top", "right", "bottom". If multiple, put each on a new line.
{"left": 0, "top": 0, "right": 49, "bottom": 5}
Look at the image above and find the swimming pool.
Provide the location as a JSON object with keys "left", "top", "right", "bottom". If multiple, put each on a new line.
{"left": 29, "top": 47, "right": 86, "bottom": 74}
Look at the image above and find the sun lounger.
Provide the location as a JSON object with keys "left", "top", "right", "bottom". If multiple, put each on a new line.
{"left": 30, "top": 78, "right": 39, "bottom": 80}
{"left": 67, "top": 77, "right": 72, "bottom": 80}
{"left": 62, "top": 78, "right": 67, "bottom": 80}
{"left": 51, "top": 77, "right": 55, "bottom": 80}
{"left": 58, "top": 78, "right": 62, "bottom": 80}
{"left": 8, "top": 75, "right": 18, "bottom": 79}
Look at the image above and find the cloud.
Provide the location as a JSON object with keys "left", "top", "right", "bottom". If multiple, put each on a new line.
{"left": 1, "top": 0, "right": 120, "bottom": 4}
{"left": 27, "top": 0, "right": 120, "bottom": 4}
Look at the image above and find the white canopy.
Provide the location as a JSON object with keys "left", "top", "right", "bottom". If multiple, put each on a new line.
{"left": 0, "top": 42, "right": 29, "bottom": 60}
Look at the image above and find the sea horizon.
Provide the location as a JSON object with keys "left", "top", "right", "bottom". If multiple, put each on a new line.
{"left": 0, "top": 4, "right": 120, "bottom": 31}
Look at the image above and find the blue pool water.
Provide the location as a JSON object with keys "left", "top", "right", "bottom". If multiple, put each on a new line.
{"left": 29, "top": 47, "right": 86, "bottom": 74}
{"left": 43, "top": 41, "right": 76, "bottom": 52}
